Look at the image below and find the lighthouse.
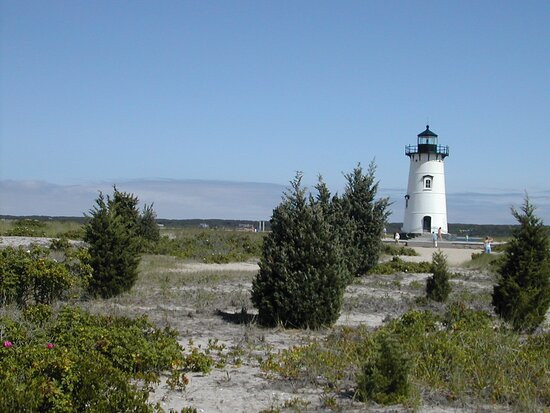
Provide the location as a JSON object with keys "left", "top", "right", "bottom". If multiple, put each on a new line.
{"left": 402, "top": 125, "right": 449, "bottom": 235}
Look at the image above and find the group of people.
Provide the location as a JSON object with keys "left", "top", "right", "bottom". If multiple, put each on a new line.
{"left": 393, "top": 228, "right": 494, "bottom": 253}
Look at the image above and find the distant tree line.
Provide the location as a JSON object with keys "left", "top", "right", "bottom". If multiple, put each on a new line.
{"left": 4, "top": 218, "right": 549, "bottom": 238}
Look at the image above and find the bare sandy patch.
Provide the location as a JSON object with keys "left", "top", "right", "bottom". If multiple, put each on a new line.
{"left": 168, "top": 262, "right": 259, "bottom": 273}
{"left": 400, "top": 246, "right": 478, "bottom": 266}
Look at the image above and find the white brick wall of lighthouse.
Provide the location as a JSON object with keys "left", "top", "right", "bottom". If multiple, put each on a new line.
{"left": 402, "top": 125, "right": 449, "bottom": 234}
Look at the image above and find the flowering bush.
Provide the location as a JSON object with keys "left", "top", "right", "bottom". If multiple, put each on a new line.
{"left": 0, "top": 306, "right": 186, "bottom": 412}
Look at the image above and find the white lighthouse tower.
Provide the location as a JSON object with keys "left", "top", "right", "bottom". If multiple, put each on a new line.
{"left": 402, "top": 125, "right": 449, "bottom": 235}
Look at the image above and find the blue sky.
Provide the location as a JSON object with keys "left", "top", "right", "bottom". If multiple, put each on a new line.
{"left": 1, "top": 1, "right": 549, "bottom": 222}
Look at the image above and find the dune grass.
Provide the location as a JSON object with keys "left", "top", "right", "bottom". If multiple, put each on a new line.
{"left": 0, "top": 219, "right": 84, "bottom": 239}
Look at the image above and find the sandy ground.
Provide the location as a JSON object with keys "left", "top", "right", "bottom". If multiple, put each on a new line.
{"left": 401, "top": 246, "right": 478, "bottom": 266}
{"left": 0, "top": 236, "right": 529, "bottom": 412}
{"left": 0, "top": 236, "right": 85, "bottom": 249}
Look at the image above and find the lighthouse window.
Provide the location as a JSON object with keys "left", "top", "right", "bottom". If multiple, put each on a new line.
{"left": 422, "top": 175, "right": 433, "bottom": 190}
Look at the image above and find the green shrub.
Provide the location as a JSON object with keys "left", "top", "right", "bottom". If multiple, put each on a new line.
{"left": 356, "top": 334, "right": 411, "bottom": 404}
{"left": 251, "top": 173, "right": 348, "bottom": 328}
{"left": 381, "top": 243, "right": 419, "bottom": 256}
{"left": 84, "top": 190, "right": 141, "bottom": 298}
{"left": 338, "top": 162, "right": 391, "bottom": 276}
{"left": 442, "top": 302, "right": 491, "bottom": 331}
{"left": 4, "top": 219, "right": 47, "bottom": 237}
{"left": 139, "top": 203, "right": 160, "bottom": 242}
{"left": 493, "top": 198, "right": 550, "bottom": 332}
{"left": 49, "top": 237, "right": 71, "bottom": 251}
{"left": 144, "top": 229, "right": 263, "bottom": 263}
{"left": 0, "top": 246, "right": 90, "bottom": 307}
{"left": 0, "top": 306, "right": 185, "bottom": 412}
{"left": 184, "top": 348, "right": 214, "bottom": 374}
{"left": 426, "top": 250, "right": 451, "bottom": 302}
{"left": 55, "top": 228, "right": 85, "bottom": 240}
{"left": 368, "top": 257, "right": 431, "bottom": 274}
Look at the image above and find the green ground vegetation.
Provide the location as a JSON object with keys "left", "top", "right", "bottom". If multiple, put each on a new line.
{"left": 463, "top": 251, "right": 503, "bottom": 271}
{"left": 261, "top": 305, "right": 549, "bottom": 410}
{"left": 146, "top": 228, "right": 264, "bottom": 263}
{"left": 0, "top": 219, "right": 84, "bottom": 239}
{"left": 0, "top": 305, "right": 206, "bottom": 412}
{"left": 368, "top": 257, "right": 431, "bottom": 274}
{"left": 380, "top": 243, "right": 419, "bottom": 256}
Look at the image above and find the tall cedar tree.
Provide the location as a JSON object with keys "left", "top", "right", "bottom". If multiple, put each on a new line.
{"left": 492, "top": 198, "right": 550, "bottom": 331}
{"left": 426, "top": 250, "right": 452, "bottom": 302}
{"left": 139, "top": 203, "right": 160, "bottom": 242}
{"left": 84, "top": 190, "right": 141, "bottom": 298}
{"left": 340, "top": 161, "right": 391, "bottom": 277}
{"left": 110, "top": 185, "right": 160, "bottom": 245}
{"left": 251, "top": 174, "right": 349, "bottom": 328}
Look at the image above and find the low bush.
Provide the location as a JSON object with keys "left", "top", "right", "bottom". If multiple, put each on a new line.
{"left": 0, "top": 306, "right": 186, "bottom": 412}
{"left": 0, "top": 246, "right": 91, "bottom": 307}
{"left": 381, "top": 243, "right": 419, "bottom": 257}
{"left": 1, "top": 219, "right": 85, "bottom": 239}
{"left": 368, "top": 257, "right": 431, "bottom": 275}
{"left": 144, "top": 229, "right": 263, "bottom": 263}
{"left": 261, "top": 307, "right": 549, "bottom": 409}
{"left": 426, "top": 250, "right": 451, "bottom": 302}
{"left": 356, "top": 334, "right": 411, "bottom": 404}
{"left": 4, "top": 219, "right": 46, "bottom": 237}
{"left": 465, "top": 251, "right": 502, "bottom": 271}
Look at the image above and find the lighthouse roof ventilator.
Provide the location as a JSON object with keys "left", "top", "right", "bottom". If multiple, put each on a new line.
{"left": 402, "top": 125, "right": 449, "bottom": 235}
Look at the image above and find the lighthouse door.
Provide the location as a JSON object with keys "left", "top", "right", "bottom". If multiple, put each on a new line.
{"left": 422, "top": 216, "right": 431, "bottom": 233}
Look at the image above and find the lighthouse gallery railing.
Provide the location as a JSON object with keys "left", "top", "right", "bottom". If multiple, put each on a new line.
{"left": 405, "top": 145, "right": 449, "bottom": 157}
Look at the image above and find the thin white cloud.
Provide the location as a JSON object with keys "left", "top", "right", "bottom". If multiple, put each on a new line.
{"left": 1, "top": 180, "right": 549, "bottom": 224}
{"left": 0, "top": 179, "right": 285, "bottom": 220}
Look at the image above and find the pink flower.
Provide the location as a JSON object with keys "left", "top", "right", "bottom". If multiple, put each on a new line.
{"left": 3, "top": 341, "right": 13, "bottom": 348}
{"left": 47, "top": 343, "right": 54, "bottom": 349}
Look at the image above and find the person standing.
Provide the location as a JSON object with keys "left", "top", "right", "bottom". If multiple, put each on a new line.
{"left": 432, "top": 231, "right": 438, "bottom": 248}
{"left": 484, "top": 236, "right": 493, "bottom": 254}
{"left": 437, "top": 227, "right": 442, "bottom": 240}
{"left": 394, "top": 232, "right": 400, "bottom": 245}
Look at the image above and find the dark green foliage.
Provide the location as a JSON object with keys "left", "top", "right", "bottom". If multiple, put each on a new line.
{"left": 339, "top": 162, "right": 391, "bottom": 277}
{"left": 426, "top": 250, "right": 452, "bottom": 302}
{"left": 84, "top": 190, "right": 141, "bottom": 298}
{"left": 110, "top": 186, "right": 141, "bottom": 231}
{"left": 139, "top": 203, "right": 160, "bottom": 242}
{"left": 110, "top": 187, "right": 160, "bottom": 244}
{"left": 492, "top": 198, "right": 550, "bottom": 332}
{"left": 251, "top": 173, "right": 349, "bottom": 328}
{"left": 356, "top": 334, "right": 411, "bottom": 404}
